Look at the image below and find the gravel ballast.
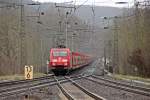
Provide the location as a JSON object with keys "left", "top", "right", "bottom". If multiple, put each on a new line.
{"left": 76, "top": 78, "right": 150, "bottom": 100}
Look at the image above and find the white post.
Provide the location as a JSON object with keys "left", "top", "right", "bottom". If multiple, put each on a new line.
{"left": 46, "top": 60, "right": 49, "bottom": 74}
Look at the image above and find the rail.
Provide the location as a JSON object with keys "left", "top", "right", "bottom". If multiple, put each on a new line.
{"left": 64, "top": 76, "right": 106, "bottom": 100}
{"left": 85, "top": 75, "right": 150, "bottom": 97}
{"left": 0, "top": 74, "right": 90, "bottom": 98}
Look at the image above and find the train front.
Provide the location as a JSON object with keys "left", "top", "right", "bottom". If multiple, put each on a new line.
{"left": 49, "top": 48, "right": 71, "bottom": 74}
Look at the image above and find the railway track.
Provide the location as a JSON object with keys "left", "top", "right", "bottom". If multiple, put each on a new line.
{"left": 85, "top": 75, "right": 150, "bottom": 97}
{"left": 54, "top": 75, "right": 106, "bottom": 100}
{"left": 93, "top": 75, "right": 150, "bottom": 92}
{"left": 0, "top": 74, "right": 54, "bottom": 87}
{"left": 0, "top": 74, "right": 55, "bottom": 94}
{"left": 0, "top": 74, "right": 90, "bottom": 98}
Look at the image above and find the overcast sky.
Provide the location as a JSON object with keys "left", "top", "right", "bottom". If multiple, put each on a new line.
{"left": 32, "top": 0, "right": 135, "bottom": 7}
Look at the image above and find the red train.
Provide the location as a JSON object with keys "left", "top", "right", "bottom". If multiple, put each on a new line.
{"left": 49, "top": 48, "right": 92, "bottom": 74}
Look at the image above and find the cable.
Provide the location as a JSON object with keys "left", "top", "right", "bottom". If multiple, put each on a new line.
{"left": 67, "top": 0, "right": 90, "bottom": 23}
{"left": 76, "top": 0, "right": 89, "bottom": 9}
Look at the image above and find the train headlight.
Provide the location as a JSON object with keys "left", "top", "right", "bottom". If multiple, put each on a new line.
{"left": 64, "top": 62, "right": 68, "bottom": 66}
{"left": 62, "top": 59, "right": 68, "bottom": 62}
{"left": 52, "top": 59, "right": 57, "bottom": 62}
{"left": 52, "top": 62, "right": 56, "bottom": 66}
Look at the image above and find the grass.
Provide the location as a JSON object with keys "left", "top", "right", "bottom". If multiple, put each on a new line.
{"left": 0, "top": 73, "right": 47, "bottom": 81}
{"left": 113, "top": 74, "right": 150, "bottom": 85}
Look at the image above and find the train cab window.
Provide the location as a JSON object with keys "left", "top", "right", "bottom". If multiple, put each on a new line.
{"left": 53, "top": 51, "right": 67, "bottom": 56}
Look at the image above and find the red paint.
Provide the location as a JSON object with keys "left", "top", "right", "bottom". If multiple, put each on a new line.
{"left": 49, "top": 48, "right": 92, "bottom": 70}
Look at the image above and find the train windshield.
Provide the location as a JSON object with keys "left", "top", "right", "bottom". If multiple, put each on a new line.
{"left": 53, "top": 51, "right": 68, "bottom": 56}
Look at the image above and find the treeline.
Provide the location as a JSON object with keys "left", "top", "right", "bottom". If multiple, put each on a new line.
{"left": 117, "top": 4, "right": 150, "bottom": 77}
{"left": 0, "top": 0, "right": 47, "bottom": 75}
{"left": 0, "top": 0, "right": 87, "bottom": 75}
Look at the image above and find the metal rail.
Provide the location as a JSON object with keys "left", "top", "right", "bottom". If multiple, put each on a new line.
{"left": 65, "top": 76, "right": 106, "bottom": 100}
{"left": 92, "top": 75, "right": 150, "bottom": 92}
{"left": 85, "top": 75, "right": 150, "bottom": 97}
{"left": 54, "top": 76, "right": 75, "bottom": 100}
{"left": 0, "top": 74, "right": 54, "bottom": 87}
{"left": 0, "top": 74, "right": 90, "bottom": 98}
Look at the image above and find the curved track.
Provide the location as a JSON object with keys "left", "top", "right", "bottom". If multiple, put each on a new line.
{"left": 0, "top": 74, "right": 90, "bottom": 98}
{"left": 54, "top": 75, "right": 106, "bottom": 100}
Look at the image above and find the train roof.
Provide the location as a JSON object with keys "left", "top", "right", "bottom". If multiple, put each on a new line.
{"left": 50, "top": 48, "right": 92, "bottom": 57}
{"left": 50, "top": 48, "right": 70, "bottom": 51}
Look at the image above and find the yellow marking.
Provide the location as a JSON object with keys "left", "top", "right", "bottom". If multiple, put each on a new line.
{"left": 25, "top": 65, "right": 33, "bottom": 80}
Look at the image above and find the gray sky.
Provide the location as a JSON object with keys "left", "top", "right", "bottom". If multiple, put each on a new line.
{"left": 32, "top": 0, "right": 135, "bottom": 7}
